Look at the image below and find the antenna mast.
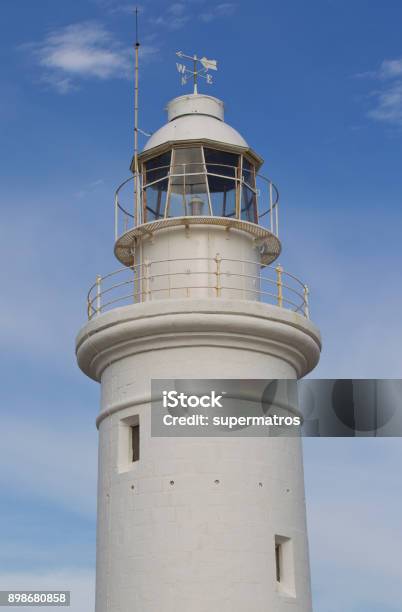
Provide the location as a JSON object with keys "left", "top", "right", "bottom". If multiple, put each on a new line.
{"left": 134, "top": 7, "right": 140, "bottom": 225}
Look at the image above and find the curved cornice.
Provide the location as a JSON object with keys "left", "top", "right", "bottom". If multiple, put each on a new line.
{"left": 76, "top": 299, "right": 321, "bottom": 382}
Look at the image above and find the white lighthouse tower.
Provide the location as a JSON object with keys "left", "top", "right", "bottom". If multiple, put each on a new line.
{"left": 76, "top": 53, "right": 321, "bottom": 612}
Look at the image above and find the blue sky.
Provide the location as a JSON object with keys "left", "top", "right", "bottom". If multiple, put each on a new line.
{"left": 1, "top": 0, "right": 402, "bottom": 610}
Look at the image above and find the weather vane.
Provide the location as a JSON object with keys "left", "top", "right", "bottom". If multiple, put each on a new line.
{"left": 176, "top": 51, "right": 218, "bottom": 94}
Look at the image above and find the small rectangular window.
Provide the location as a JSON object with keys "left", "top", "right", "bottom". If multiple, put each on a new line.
{"left": 275, "top": 543, "right": 281, "bottom": 582}
{"left": 118, "top": 415, "right": 140, "bottom": 473}
{"left": 131, "top": 424, "right": 140, "bottom": 462}
{"left": 274, "top": 535, "right": 296, "bottom": 597}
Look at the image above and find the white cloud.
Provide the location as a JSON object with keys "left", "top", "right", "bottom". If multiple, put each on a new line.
{"left": 36, "top": 22, "right": 129, "bottom": 92}
{"left": 0, "top": 570, "right": 94, "bottom": 612}
{"left": 90, "top": 0, "right": 143, "bottom": 15}
{"left": 168, "top": 2, "right": 187, "bottom": 16}
{"left": 164, "top": 3, "right": 190, "bottom": 29}
{"left": 362, "top": 57, "right": 402, "bottom": 127}
{"left": 151, "top": 13, "right": 190, "bottom": 31}
{"left": 150, "top": 1, "right": 236, "bottom": 30}
{"left": 74, "top": 178, "right": 104, "bottom": 199}
{"left": 199, "top": 2, "right": 236, "bottom": 22}
{"left": 379, "top": 58, "right": 402, "bottom": 79}
{"left": 27, "top": 21, "right": 157, "bottom": 93}
{"left": 368, "top": 81, "right": 402, "bottom": 126}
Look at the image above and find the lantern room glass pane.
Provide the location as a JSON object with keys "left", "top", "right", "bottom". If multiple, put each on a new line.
{"left": 241, "top": 157, "right": 257, "bottom": 222}
{"left": 204, "top": 148, "right": 238, "bottom": 177}
{"left": 143, "top": 151, "right": 171, "bottom": 221}
{"left": 204, "top": 148, "right": 239, "bottom": 217}
{"left": 144, "top": 179, "right": 168, "bottom": 221}
{"left": 241, "top": 185, "right": 257, "bottom": 223}
{"left": 168, "top": 147, "right": 210, "bottom": 217}
{"left": 144, "top": 151, "right": 171, "bottom": 185}
{"left": 242, "top": 157, "right": 256, "bottom": 188}
{"left": 207, "top": 177, "right": 237, "bottom": 218}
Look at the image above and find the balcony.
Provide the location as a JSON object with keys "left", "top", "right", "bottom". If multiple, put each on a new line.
{"left": 86, "top": 256, "right": 310, "bottom": 321}
{"left": 114, "top": 162, "right": 280, "bottom": 241}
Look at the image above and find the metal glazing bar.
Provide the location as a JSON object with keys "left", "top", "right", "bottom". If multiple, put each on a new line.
{"left": 269, "top": 181, "right": 274, "bottom": 234}
{"left": 304, "top": 285, "right": 310, "bottom": 319}
{"left": 96, "top": 275, "right": 102, "bottom": 314}
{"left": 201, "top": 146, "right": 213, "bottom": 215}
{"left": 182, "top": 163, "right": 187, "bottom": 215}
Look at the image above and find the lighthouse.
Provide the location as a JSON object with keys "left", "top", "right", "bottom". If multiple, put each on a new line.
{"left": 76, "top": 52, "right": 321, "bottom": 612}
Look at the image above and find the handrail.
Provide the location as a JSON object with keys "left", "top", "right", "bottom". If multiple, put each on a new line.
{"left": 87, "top": 256, "right": 310, "bottom": 320}
{"left": 114, "top": 163, "right": 280, "bottom": 240}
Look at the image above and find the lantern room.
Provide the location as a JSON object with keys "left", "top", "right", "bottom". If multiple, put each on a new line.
{"left": 133, "top": 94, "right": 264, "bottom": 225}
{"left": 84, "top": 90, "right": 313, "bottom": 320}
{"left": 138, "top": 144, "right": 261, "bottom": 223}
{"left": 113, "top": 93, "right": 281, "bottom": 269}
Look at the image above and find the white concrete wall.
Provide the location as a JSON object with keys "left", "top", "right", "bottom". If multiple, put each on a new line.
{"left": 97, "top": 415, "right": 311, "bottom": 612}
{"left": 139, "top": 225, "right": 260, "bottom": 301}
{"left": 76, "top": 300, "right": 321, "bottom": 612}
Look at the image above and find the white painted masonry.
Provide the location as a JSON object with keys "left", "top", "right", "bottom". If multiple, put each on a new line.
{"left": 76, "top": 92, "right": 321, "bottom": 612}
{"left": 144, "top": 94, "right": 248, "bottom": 151}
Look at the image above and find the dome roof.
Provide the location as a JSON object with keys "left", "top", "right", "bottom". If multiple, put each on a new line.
{"left": 143, "top": 94, "right": 248, "bottom": 152}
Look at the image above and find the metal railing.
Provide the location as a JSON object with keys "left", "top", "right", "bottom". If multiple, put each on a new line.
{"left": 87, "top": 256, "right": 309, "bottom": 320}
{"left": 114, "top": 163, "right": 280, "bottom": 240}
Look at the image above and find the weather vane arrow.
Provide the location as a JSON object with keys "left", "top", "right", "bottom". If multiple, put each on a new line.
{"left": 176, "top": 51, "right": 218, "bottom": 94}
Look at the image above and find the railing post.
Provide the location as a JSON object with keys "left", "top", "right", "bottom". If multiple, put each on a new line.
{"left": 144, "top": 259, "right": 151, "bottom": 301}
{"left": 275, "top": 264, "right": 283, "bottom": 308}
{"left": 215, "top": 253, "right": 222, "bottom": 297}
{"left": 133, "top": 264, "right": 137, "bottom": 304}
{"left": 303, "top": 284, "right": 310, "bottom": 319}
{"left": 183, "top": 163, "right": 187, "bottom": 216}
{"left": 275, "top": 197, "right": 279, "bottom": 238}
{"left": 269, "top": 181, "right": 273, "bottom": 234}
{"left": 96, "top": 274, "right": 102, "bottom": 315}
{"left": 114, "top": 193, "right": 118, "bottom": 241}
{"left": 87, "top": 296, "right": 92, "bottom": 320}
{"left": 138, "top": 175, "right": 143, "bottom": 226}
